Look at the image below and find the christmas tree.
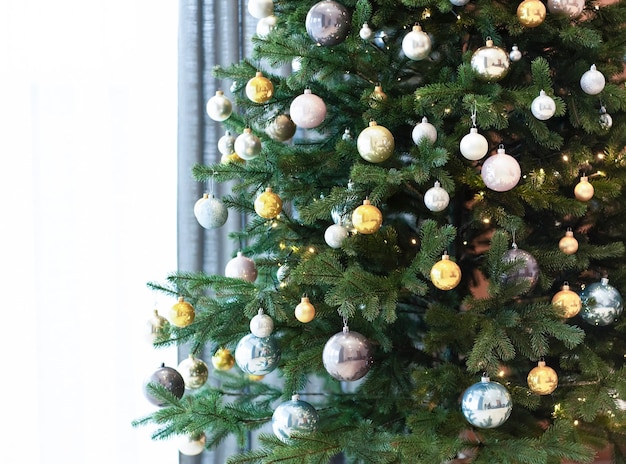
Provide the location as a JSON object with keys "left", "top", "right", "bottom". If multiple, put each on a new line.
{"left": 135, "top": 0, "right": 626, "bottom": 462}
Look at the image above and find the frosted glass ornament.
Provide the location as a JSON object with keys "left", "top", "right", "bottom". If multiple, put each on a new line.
{"left": 471, "top": 39, "right": 510, "bottom": 82}
{"left": 481, "top": 146, "right": 521, "bottom": 192}
{"left": 424, "top": 181, "right": 450, "bottom": 212}
{"left": 290, "top": 89, "right": 327, "bottom": 129}
{"left": 234, "top": 128, "right": 262, "bottom": 160}
{"left": 460, "top": 127, "right": 488, "bottom": 160}
{"left": 225, "top": 251, "right": 258, "bottom": 282}
{"left": 248, "top": 0, "right": 273, "bottom": 19}
{"left": 580, "top": 277, "right": 624, "bottom": 326}
{"left": 357, "top": 120, "right": 395, "bottom": 163}
{"left": 272, "top": 394, "right": 319, "bottom": 442}
{"left": 206, "top": 90, "right": 233, "bottom": 121}
{"left": 412, "top": 116, "right": 437, "bottom": 145}
{"left": 580, "top": 65, "right": 605, "bottom": 95}
{"left": 547, "top": 0, "right": 584, "bottom": 18}
{"left": 323, "top": 326, "right": 373, "bottom": 381}
{"left": 531, "top": 90, "right": 556, "bottom": 120}
{"left": 194, "top": 193, "right": 229, "bottom": 229}
{"left": 324, "top": 222, "right": 349, "bottom": 248}
{"left": 235, "top": 333, "right": 281, "bottom": 375}
{"left": 250, "top": 308, "right": 274, "bottom": 338}
{"left": 217, "top": 131, "right": 236, "bottom": 156}
{"left": 461, "top": 375, "right": 512, "bottom": 429}
{"left": 256, "top": 15, "right": 277, "bottom": 38}
{"left": 402, "top": 24, "right": 431, "bottom": 61}
{"left": 359, "top": 23, "right": 373, "bottom": 40}
{"left": 305, "top": 0, "right": 351, "bottom": 46}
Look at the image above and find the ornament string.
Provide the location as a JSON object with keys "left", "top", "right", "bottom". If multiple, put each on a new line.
{"left": 471, "top": 100, "right": 477, "bottom": 128}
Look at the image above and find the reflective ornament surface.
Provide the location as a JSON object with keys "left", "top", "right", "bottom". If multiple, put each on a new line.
{"left": 471, "top": 39, "right": 510, "bottom": 82}
{"left": 580, "top": 65, "right": 605, "bottom": 95}
{"left": 324, "top": 222, "right": 349, "bottom": 248}
{"left": 502, "top": 244, "right": 539, "bottom": 293}
{"left": 235, "top": 333, "right": 281, "bottom": 375}
{"left": 599, "top": 106, "right": 613, "bottom": 131}
{"left": 517, "top": 0, "right": 546, "bottom": 28}
{"left": 143, "top": 363, "right": 186, "bottom": 407}
{"left": 194, "top": 193, "right": 229, "bottom": 229}
{"left": 449, "top": 0, "right": 470, "bottom": 5}
{"left": 481, "top": 146, "right": 521, "bottom": 192}
{"left": 461, "top": 375, "right": 512, "bottom": 429}
{"left": 509, "top": 45, "right": 522, "bottom": 62}
{"left": 574, "top": 176, "right": 594, "bottom": 202}
{"left": 234, "top": 128, "right": 262, "bottom": 160}
{"left": 276, "top": 263, "right": 291, "bottom": 283}
{"left": 272, "top": 394, "right": 319, "bottom": 442}
{"left": 170, "top": 296, "right": 195, "bottom": 328}
{"left": 206, "top": 90, "right": 233, "bottom": 121}
{"left": 412, "top": 116, "right": 438, "bottom": 145}
{"left": 245, "top": 71, "right": 274, "bottom": 103}
{"left": 254, "top": 187, "right": 283, "bottom": 219}
{"left": 225, "top": 251, "right": 258, "bottom": 282}
{"left": 178, "top": 433, "right": 206, "bottom": 456}
{"left": 552, "top": 283, "right": 582, "bottom": 318}
{"left": 290, "top": 89, "right": 327, "bottom": 129}
{"left": 580, "top": 277, "right": 624, "bottom": 326}
{"left": 547, "top": 0, "right": 584, "bottom": 18}
{"left": 357, "top": 120, "right": 395, "bottom": 163}
{"left": 177, "top": 354, "right": 209, "bottom": 390}
{"left": 212, "top": 348, "right": 235, "bottom": 371}
{"left": 531, "top": 90, "right": 556, "bottom": 120}
{"left": 295, "top": 295, "right": 316, "bottom": 323}
{"left": 424, "top": 181, "right": 450, "bottom": 212}
{"left": 250, "top": 308, "right": 274, "bottom": 338}
{"left": 527, "top": 361, "right": 558, "bottom": 395}
{"left": 266, "top": 114, "right": 296, "bottom": 141}
{"left": 460, "top": 128, "right": 488, "bottom": 161}
{"left": 323, "top": 326, "right": 373, "bottom": 381}
{"left": 559, "top": 230, "right": 578, "bottom": 255}
{"left": 430, "top": 254, "right": 462, "bottom": 290}
{"left": 402, "top": 24, "right": 432, "bottom": 61}
{"left": 352, "top": 199, "right": 383, "bottom": 234}
{"left": 305, "top": 0, "right": 351, "bottom": 46}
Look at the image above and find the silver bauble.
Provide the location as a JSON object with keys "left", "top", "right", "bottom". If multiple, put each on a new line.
{"left": 580, "top": 277, "right": 624, "bottom": 326}
{"left": 324, "top": 223, "right": 349, "bottom": 248}
{"left": 225, "top": 251, "right": 258, "bottom": 282}
{"left": 460, "top": 128, "right": 488, "bottom": 161}
{"left": 471, "top": 39, "right": 510, "bottom": 82}
{"left": 235, "top": 333, "right": 281, "bottom": 375}
{"left": 272, "top": 394, "right": 319, "bottom": 442}
{"left": 509, "top": 45, "right": 522, "bottom": 62}
{"left": 234, "top": 128, "right": 262, "bottom": 160}
{"left": 250, "top": 308, "right": 274, "bottom": 338}
{"left": 580, "top": 65, "right": 606, "bottom": 95}
{"left": 547, "top": 0, "right": 584, "bottom": 18}
{"left": 322, "top": 326, "right": 373, "bottom": 381}
{"left": 599, "top": 106, "right": 613, "bottom": 130}
{"left": 217, "top": 131, "right": 236, "bottom": 156}
{"left": 206, "top": 90, "right": 233, "bottom": 121}
{"left": 502, "top": 244, "right": 539, "bottom": 293}
{"left": 462, "top": 375, "right": 512, "bottom": 429}
{"left": 402, "top": 25, "right": 432, "bottom": 61}
{"left": 194, "top": 193, "right": 229, "bottom": 229}
{"left": 305, "top": 0, "right": 351, "bottom": 47}
{"left": 177, "top": 355, "right": 209, "bottom": 390}
{"left": 531, "top": 90, "right": 556, "bottom": 120}
{"left": 411, "top": 116, "right": 437, "bottom": 145}
{"left": 424, "top": 181, "right": 450, "bottom": 212}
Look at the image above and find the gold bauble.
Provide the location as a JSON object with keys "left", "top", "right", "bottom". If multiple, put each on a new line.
{"left": 248, "top": 374, "right": 265, "bottom": 381}
{"left": 254, "top": 187, "right": 283, "bottom": 219}
{"left": 170, "top": 296, "right": 195, "bottom": 328}
{"left": 430, "top": 254, "right": 462, "bottom": 290}
{"left": 527, "top": 360, "right": 558, "bottom": 395}
{"left": 178, "top": 354, "right": 209, "bottom": 389}
{"left": 551, "top": 283, "right": 582, "bottom": 318}
{"left": 517, "top": 0, "right": 546, "bottom": 28}
{"left": 559, "top": 230, "right": 578, "bottom": 255}
{"left": 356, "top": 120, "right": 395, "bottom": 163}
{"left": 369, "top": 84, "right": 388, "bottom": 108}
{"left": 352, "top": 199, "right": 383, "bottom": 234}
{"left": 245, "top": 71, "right": 274, "bottom": 103}
{"left": 221, "top": 152, "right": 244, "bottom": 164}
{"left": 295, "top": 295, "right": 316, "bottom": 323}
{"left": 574, "top": 176, "right": 594, "bottom": 202}
{"left": 211, "top": 348, "right": 235, "bottom": 371}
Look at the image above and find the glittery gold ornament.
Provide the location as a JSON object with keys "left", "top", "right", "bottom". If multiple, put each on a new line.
{"left": 170, "top": 296, "right": 195, "bottom": 328}
{"left": 254, "top": 187, "right": 283, "bottom": 218}
{"left": 357, "top": 120, "right": 395, "bottom": 163}
{"left": 574, "top": 176, "right": 594, "bottom": 202}
{"left": 430, "top": 253, "right": 462, "bottom": 290}
{"left": 351, "top": 199, "right": 383, "bottom": 234}
{"left": 212, "top": 348, "right": 235, "bottom": 371}
{"left": 552, "top": 283, "right": 582, "bottom": 318}
{"left": 559, "top": 230, "right": 578, "bottom": 255}
{"left": 516, "top": 0, "right": 546, "bottom": 28}
{"left": 245, "top": 71, "right": 274, "bottom": 103}
{"left": 527, "top": 360, "right": 558, "bottom": 395}
{"left": 295, "top": 295, "right": 316, "bottom": 323}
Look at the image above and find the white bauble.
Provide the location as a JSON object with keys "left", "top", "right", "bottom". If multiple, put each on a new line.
{"left": 290, "top": 89, "right": 327, "bottom": 129}
{"left": 424, "top": 181, "right": 450, "bottom": 212}
{"left": 324, "top": 223, "right": 349, "bottom": 248}
{"left": 234, "top": 128, "right": 262, "bottom": 160}
{"left": 580, "top": 64, "right": 605, "bottom": 95}
{"left": 206, "top": 90, "right": 233, "bottom": 121}
{"left": 225, "top": 251, "right": 258, "bottom": 282}
{"left": 250, "top": 309, "right": 274, "bottom": 338}
{"left": 460, "top": 128, "right": 488, "bottom": 161}
{"left": 257, "top": 15, "right": 277, "bottom": 38}
{"left": 178, "top": 433, "right": 206, "bottom": 456}
{"left": 531, "top": 90, "right": 556, "bottom": 120}
{"left": 359, "top": 23, "right": 373, "bottom": 40}
{"left": 217, "top": 131, "right": 236, "bottom": 156}
{"left": 402, "top": 25, "right": 431, "bottom": 61}
{"left": 248, "top": 0, "right": 274, "bottom": 19}
{"left": 194, "top": 193, "right": 229, "bottom": 229}
{"left": 509, "top": 45, "right": 522, "bottom": 62}
{"left": 481, "top": 146, "right": 521, "bottom": 192}
{"left": 412, "top": 116, "right": 437, "bottom": 145}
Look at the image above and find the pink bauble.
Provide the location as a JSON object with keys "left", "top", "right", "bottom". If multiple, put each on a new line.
{"left": 481, "top": 146, "right": 521, "bottom": 192}
{"left": 225, "top": 251, "right": 258, "bottom": 282}
{"left": 289, "top": 89, "right": 327, "bottom": 129}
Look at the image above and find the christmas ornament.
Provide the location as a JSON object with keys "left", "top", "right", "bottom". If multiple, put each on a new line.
{"left": 212, "top": 348, "right": 235, "bottom": 371}
{"left": 502, "top": 243, "right": 539, "bottom": 293}
{"left": 559, "top": 229, "right": 578, "bottom": 255}
{"left": 272, "top": 394, "right": 319, "bottom": 442}
{"left": 574, "top": 176, "right": 594, "bottom": 201}
{"left": 218, "top": 131, "right": 236, "bottom": 156}
{"left": 552, "top": 283, "right": 582, "bottom": 318}
{"left": 342, "top": 128, "right": 352, "bottom": 141}
{"left": 148, "top": 309, "right": 169, "bottom": 342}
{"left": 579, "top": 277, "right": 624, "bottom": 326}
{"left": 369, "top": 84, "right": 388, "bottom": 108}
{"left": 254, "top": 187, "right": 283, "bottom": 219}
{"left": 471, "top": 38, "right": 510, "bottom": 82}
{"left": 234, "top": 128, "right": 262, "bottom": 160}
{"left": 449, "top": 0, "right": 470, "bottom": 5}
{"left": 411, "top": 116, "right": 438, "bottom": 145}
{"left": 221, "top": 152, "right": 244, "bottom": 164}
{"left": 290, "top": 89, "right": 327, "bottom": 129}
{"left": 527, "top": 360, "right": 558, "bottom": 395}
{"left": 206, "top": 90, "right": 233, "bottom": 121}
{"left": 194, "top": 193, "right": 229, "bottom": 229}
{"left": 177, "top": 354, "right": 209, "bottom": 390}
{"left": 599, "top": 106, "right": 613, "bottom": 131}
{"left": 323, "top": 325, "right": 373, "bottom": 381}
{"left": 461, "top": 375, "right": 512, "bottom": 429}
{"left": 178, "top": 433, "right": 206, "bottom": 456}
{"left": 235, "top": 333, "right": 281, "bottom": 375}
{"left": 324, "top": 222, "right": 349, "bottom": 248}
{"left": 460, "top": 127, "right": 489, "bottom": 161}
{"left": 580, "top": 65, "right": 605, "bottom": 96}
{"left": 170, "top": 296, "right": 195, "bottom": 328}
{"left": 331, "top": 180, "right": 359, "bottom": 227}
{"left": 266, "top": 114, "right": 297, "bottom": 141}
{"left": 305, "top": 0, "right": 351, "bottom": 47}
{"left": 352, "top": 199, "right": 383, "bottom": 234}
{"left": 402, "top": 24, "right": 432, "bottom": 61}
{"left": 295, "top": 295, "right": 316, "bottom": 323}
{"left": 245, "top": 71, "right": 274, "bottom": 103}
{"left": 517, "top": 0, "right": 546, "bottom": 28}
{"left": 531, "top": 90, "right": 556, "bottom": 120}
{"left": 547, "top": 0, "right": 584, "bottom": 18}
{"left": 359, "top": 23, "right": 373, "bottom": 40}
{"left": 248, "top": 0, "right": 273, "bottom": 19}
{"left": 424, "top": 181, "right": 450, "bottom": 212}
{"left": 276, "top": 263, "right": 291, "bottom": 283}
{"left": 250, "top": 308, "right": 274, "bottom": 338}
{"left": 430, "top": 253, "right": 462, "bottom": 290}
{"left": 256, "top": 15, "right": 277, "bottom": 38}
{"left": 509, "top": 45, "right": 522, "bottom": 62}
{"left": 225, "top": 251, "right": 258, "bottom": 282}
{"left": 357, "top": 120, "right": 395, "bottom": 163}
{"left": 143, "top": 363, "right": 186, "bottom": 407}
{"left": 481, "top": 145, "right": 521, "bottom": 192}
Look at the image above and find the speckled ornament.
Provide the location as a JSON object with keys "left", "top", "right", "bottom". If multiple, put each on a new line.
{"left": 194, "top": 193, "right": 229, "bottom": 229}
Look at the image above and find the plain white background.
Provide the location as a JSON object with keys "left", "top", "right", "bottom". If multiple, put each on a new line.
{"left": 1, "top": 1, "right": 179, "bottom": 463}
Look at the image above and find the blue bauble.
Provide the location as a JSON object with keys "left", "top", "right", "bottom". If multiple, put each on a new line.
{"left": 462, "top": 376, "right": 512, "bottom": 429}
{"left": 235, "top": 333, "right": 281, "bottom": 375}
{"left": 272, "top": 394, "right": 319, "bottom": 442}
{"left": 579, "top": 277, "right": 624, "bottom": 326}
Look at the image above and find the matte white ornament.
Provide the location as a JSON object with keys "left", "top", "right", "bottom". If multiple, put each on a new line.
{"left": 248, "top": 0, "right": 274, "bottom": 19}
{"left": 580, "top": 65, "right": 605, "bottom": 95}
{"left": 256, "top": 15, "right": 277, "bottom": 38}
{"left": 509, "top": 45, "right": 522, "bottom": 62}
{"left": 290, "top": 89, "right": 327, "bottom": 129}
{"left": 402, "top": 25, "right": 432, "bottom": 61}
{"left": 194, "top": 193, "right": 229, "bottom": 229}
{"left": 460, "top": 127, "right": 488, "bottom": 160}
{"left": 206, "top": 90, "right": 233, "bottom": 121}
{"left": 412, "top": 116, "right": 437, "bottom": 145}
{"left": 424, "top": 181, "right": 450, "bottom": 212}
{"left": 324, "top": 223, "right": 349, "bottom": 248}
{"left": 531, "top": 90, "right": 556, "bottom": 120}
{"left": 359, "top": 23, "right": 373, "bottom": 40}
{"left": 250, "top": 308, "right": 274, "bottom": 338}
{"left": 234, "top": 128, "right": 262, "bottom": 160}
{"left": 481, "top": 145, "right": 521, "bottom": 192}
{"left": 225, "top": 251, "right": 258, "bottom": 282}
{"left": 217, "top": 131, "right": 236, "bottom": 156}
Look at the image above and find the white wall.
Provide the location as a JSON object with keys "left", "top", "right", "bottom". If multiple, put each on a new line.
{"left": 0, "top": 2, "right": 179, "bottom": 463}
